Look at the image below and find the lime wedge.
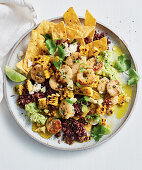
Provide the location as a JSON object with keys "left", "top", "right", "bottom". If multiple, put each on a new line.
{"left": 5, "top": 66, "right": 27, "bottom": 82}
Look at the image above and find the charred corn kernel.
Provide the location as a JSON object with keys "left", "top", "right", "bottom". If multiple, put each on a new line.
{"left": 18, "top": 84, "right": 24, "bottom": 95}
{"left": 38, "top": 98, "right": 48, "bottom": 109}
{"left": 61, "top": 87, "right": 74, "bottom": 99}
{"left": 92, "top": 90, "right": 100, "bottom": 100}
{"left": 96, "top": 104, "right": 107, "bottom": 116}
{"left": 99, "top": 118, "right": 106, "bottom": 126}
{"left": 106, "top": 105, "right": 114, "bottom": 116}
{"left": 34, "top": 55, "right": 52, "bottom": 79}
{"left": 47, "top": 94, "right": 59, "bottom": 106}
{"left": 26, "top": 79, "right": 33, "bottom": 92}
{"left": 74, "top": 86, "right": 93, "bottom": 97}
{"left": 90, "top": 76, "right": 99, "bottom": 88}
{"left": 79, "top": 45, "right": 89, "bottom": 56}
{"left": 118, "top": 94, "right": 126, "bottom": 106}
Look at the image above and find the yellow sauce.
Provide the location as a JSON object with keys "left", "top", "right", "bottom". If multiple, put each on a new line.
{"left": 115, "top": 84, "right": 132, "bottom": 119}
{"left": 112, "top": 45, "right": 123, "bottom": 56}
{"left": 32, "top": 123, "right": 53, "bottom": 139}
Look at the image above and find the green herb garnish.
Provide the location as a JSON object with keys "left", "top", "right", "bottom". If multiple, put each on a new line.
{"left": 44, "top": 33, "right": 52, "bottom": 40}
{"left": 57, "top": 45, "right": 65, "bottom": 60}
{"left": 45, "top": 39, "right": 57, "bottom": 55}
{"left": 71, "top": 39, "right": 77, "bottom": 44}
{"left": 53, "top": 60, "right": 62, "bottom": 70}
{"left": 79, "top": 63, "right": 86, "bottom": 72}
{"left": 91, "top": 124, "right": 107, "bottom": 141}
{"left": 128, "top": 68, "right": 139, "bottom": 85}
{"left": 66, "top": 98, "right": 76, "bottom": 105}
{"left": 85, "top": 114, "right": 101, "bottom": 124}
{"left": 76, "top": 60, "right": 81, "bottom": 63}
{"left": 82, "top": 105, "right": 89, "bottom": 114}
{"left": 76, "top": 82, "right": 82, "bottom": 88}
{"left": 115, "top": 54, "right": 131, "bottom": 72}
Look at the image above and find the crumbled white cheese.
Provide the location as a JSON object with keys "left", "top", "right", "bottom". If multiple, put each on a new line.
{"left": 27, "top": 59, "right": 33, "bottom": 68}
{"left": 32, "top": 83, "right": 41, "bottom": 92}
{"left": 41, "top": 86, "right": 46, "bottom": 93}
{"left": 98, "top": 99, "right": 103, "bottom": 105}
{"left": 89, "top": 97, "right": 98, "bottom": 104}
{"left": 99, "top": 91, "right": 103, "bottom": 94}
{"left": 67, "top": 80, "right": 74, "bottom": 90}
{"left": 64, "top": 42, "right": 78, "bottom": 56}
{"left": 18, "top": 50, "right": 24, "bottom": 59}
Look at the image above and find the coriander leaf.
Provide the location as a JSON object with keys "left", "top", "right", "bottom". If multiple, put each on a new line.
{"left": 128, "top": 78, "right": 138, "bottom": 85}
{"left": 57, "top": 45, "right": 65, "bottom": 60}
{"left": 45, "top": 39, "right": 57, "bottom": 55}
{"left": 128, "top": 68, "right": 139, "bottom": 80}
{"left": 66, "top": 98, "right": 74, "bottom": 105}
{"left": 127, "top": 69, "right": 139, "bottom": 85}
{"left": 91, "top": 124, "right": 106, "bottom": 141}
{"left": 115, "top": 54, "right": 131, "bottom": 72}
{"left": 71, "top": 39, "right": 77, "bottom": 44}
{"left": 44, "top": 34, "right": 52, "bottom": 40}
{"left": 53, "top": 60, "right": 62, "bottom": 70}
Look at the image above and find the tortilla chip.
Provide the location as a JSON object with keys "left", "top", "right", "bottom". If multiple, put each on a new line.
{"left": 52, "top": 21, "right": 67, "bottom": 40}
{"left": 63, "top": 7, "right": 81, "bottom": 26}
{"left": 88, "top": 46, "right": 100, "bottom": 57}
{"left": 16, "top": 30, "right": 46, "bottom": 74}
{"left": 88, "top": 26, "right": 95, "bottom": 40}
{"left": 36, "top": 20, "right": 56, "bottom": 35}
{"left": 16, "top": 59, "right": 28, "bottom": 74}
{"left": 66, "top": 26, "right": 80, "bottom": 42}
{"left": 66, "top": 25, "right": 94, "bottom": 41}
{"left": 79, "top": 44, "right": 89, "bottom": 56}
{"left": 88, "top": 37, "right": 107, "bottom": 52}
{"left": 76, "top": 38, "right": 85, "bottom": 46}
{"left": 84, "top": 10, "right": 96, "bottom": 27}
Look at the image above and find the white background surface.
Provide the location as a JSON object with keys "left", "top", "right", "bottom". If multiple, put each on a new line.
{"left": 0, "top": 0, "right": 142, "bottom": 170}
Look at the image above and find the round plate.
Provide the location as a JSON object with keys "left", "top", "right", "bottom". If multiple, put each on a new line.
{"left": 4, "top": 17, "right": 138, "bottom": 150}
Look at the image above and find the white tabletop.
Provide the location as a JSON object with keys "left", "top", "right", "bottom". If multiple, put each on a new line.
{"left": 0, "top": 0, "right": 142, "bottom": 170}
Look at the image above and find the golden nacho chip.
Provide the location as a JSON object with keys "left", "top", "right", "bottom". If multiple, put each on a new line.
{"left": 76, "top": 38, "right": 85, "bottom": 46}
{"left": 63, "top": 7, "right": 81, "bottom": 26}
{"left": 52, "top": 21, "right": 67, "bottom": 40}
{"left": 88, "top": 27, "right": 95, "bottom": 40}
{"left": 79, "top": 44, "right": 89, "bottom": 56}
{"left": 16, "top": 30, "right": 46, "bottom": 74}
{"left": 66, "top": 25, "right": 94, "bottom": 42}
{"left": 84, "top": 10, "right": 96, "bottom": 27}
{"left": 88, "top": 37, "right": 107, "bottom": 52}
{"left": 36, "top": 20, "right": 56, "bottom": 35}
{"left": 88, "top": 46, "right": 100, "bottom": 57}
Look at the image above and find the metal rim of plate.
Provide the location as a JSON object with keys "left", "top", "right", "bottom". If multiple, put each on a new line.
{"left": 4, "top": 17, "right": 139, "bottom": 151}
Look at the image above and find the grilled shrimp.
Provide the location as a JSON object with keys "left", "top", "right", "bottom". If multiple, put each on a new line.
{"left": 49, "top": 75, "right": 62, "bottom": 91}
{"left": 77, "top": 69, "right": 96, "bottom": 85}
{"left": 46, "top": 117, "right": 61, "bottom": 134}
{"left": 30, "top": 64, "right": 45, "bottom": 83}
{"left": 97, "top": 77, "right": 109, "bottom": 93}
{"left": 107, "top": 80, "right": 120, "bottom": 97}
{"left": 86, "top": 57, "right": 103, "bottom": 71}
{"left": 56, "top": 65, "right": 72, "bottom": 84}
{"left": 59, "top": 99, "right": 75, "bottom": 119}
{"left": 66, "top": 52, "right": 86, "bottom": 68}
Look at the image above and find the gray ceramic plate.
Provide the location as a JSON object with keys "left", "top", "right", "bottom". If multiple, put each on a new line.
{"left": 4, "top": 17, "right": 138, "bottom": 150}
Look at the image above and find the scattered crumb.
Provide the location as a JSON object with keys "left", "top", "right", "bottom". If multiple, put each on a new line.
{"left": 17, "top": 51, "right": 24, "bottom": 59}
{"left": 10, "top": 94, "right": 15, "bottom": 97}
{"left": 58, "top": 140, "right": 61, "bottom": 144}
